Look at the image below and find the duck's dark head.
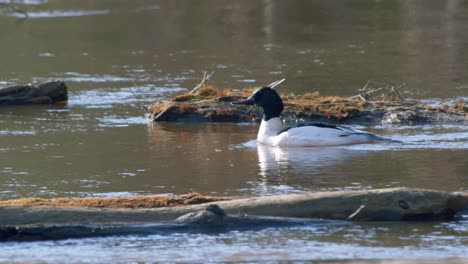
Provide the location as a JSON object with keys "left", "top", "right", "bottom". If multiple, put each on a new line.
{"left": 232, "top": 87, "right": 284, "bottom": 121}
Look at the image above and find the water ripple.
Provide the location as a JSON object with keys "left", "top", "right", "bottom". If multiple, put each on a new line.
{"left": 70, "top": 86, "right": 185, "bottom": 108}
{"left": 8, "top": 10, "right": 110, "bottom": 18}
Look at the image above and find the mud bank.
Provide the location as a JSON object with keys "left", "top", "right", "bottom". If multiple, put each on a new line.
{"left": 147, "top": 86, "right": 467, "bottom": 124}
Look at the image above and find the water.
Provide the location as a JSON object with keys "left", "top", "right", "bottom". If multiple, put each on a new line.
{"left": 0, "top": 0, "right": 467, "bottom": 262}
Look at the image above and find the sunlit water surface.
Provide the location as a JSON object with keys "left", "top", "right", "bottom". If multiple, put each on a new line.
{"left": 0, "top": 0, "right": 467, "bottom": 262}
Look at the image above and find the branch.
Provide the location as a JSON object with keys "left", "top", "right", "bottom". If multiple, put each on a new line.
{"left": 189, "top": 71, "right": 214, "bottom": 95}
{"left": 154, "top": 71, "right": 214, "bottom": 122}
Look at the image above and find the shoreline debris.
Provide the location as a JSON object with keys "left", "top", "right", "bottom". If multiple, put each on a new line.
{"left": 0, "top": 81, "right": 68, "bottom": 106}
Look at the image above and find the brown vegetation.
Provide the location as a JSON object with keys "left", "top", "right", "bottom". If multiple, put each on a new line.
{"left": 147, "top": 85, "right": 468, "bottom": 124}
{"left": 0, "top": 192, "right": 232, "bottom": 209}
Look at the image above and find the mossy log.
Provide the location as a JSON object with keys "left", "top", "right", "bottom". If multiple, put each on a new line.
{"left": 0, "top": 188, "right": 466, "bottom": 241}
{"left": 0, "top": 80, "right": 68, "bottom": 105}
{"left": 146, "top": 86, "right": 467, "bottom": 124}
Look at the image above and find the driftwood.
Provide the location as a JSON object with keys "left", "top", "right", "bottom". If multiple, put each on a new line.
{"left": 147, "top": 85, "right": 467, "bottom": 125}
{"left": 0, "top": 188, "right": 466, "bottom": 241}
{"left": 0, "top": 81, "right": 68, "bottom": 105}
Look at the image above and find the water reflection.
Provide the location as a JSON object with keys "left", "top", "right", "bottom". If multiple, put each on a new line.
{"left": 254, "top": 144, "right": 367, "bottom": 195}
{"left": 257, "top": 144, "right": 361, "bottom": 176}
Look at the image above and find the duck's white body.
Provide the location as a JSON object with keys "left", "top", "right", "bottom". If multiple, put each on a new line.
{"left": 232, "top": 86, "right": 397, "bottom": 147}
{"left": 257, "top": 118, "right": 382, "bottom": 147}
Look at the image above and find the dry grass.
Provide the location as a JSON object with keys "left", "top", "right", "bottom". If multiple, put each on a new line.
{"left": 148, "top": 85, "right": 468, "bottom": 122}
{"left": 204, "top": 109, "right": 236, "bottom": 121}
{"left": 173, "top": 85, "right": 222, "bottom": 102}
{"left": 451, "top": 101, "right": 467, "bottom": 113}
{"left": 147, "top": 101, "right": 172, "bottom": 114}
{"left": 0, "top": 192, "right": 232, "bottom": 209}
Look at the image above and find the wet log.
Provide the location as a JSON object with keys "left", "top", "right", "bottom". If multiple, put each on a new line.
{"left": 0, "top": 80, "right": 68, "bottom": 105}
{"left": 146, "top": 86, "right": 468, "bottom": 124}
{"left": 0, "top": 188, "right": 466, "bottom": 241}
{"left": 0, "top": 188, "right": 465, "bottom": 226}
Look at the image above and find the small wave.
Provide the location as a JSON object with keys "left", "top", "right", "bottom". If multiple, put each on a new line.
{"left": 0, "top": 0, "right": 46, "bottom": 5}
{"left": 0, "top": 130, "right": 36, "bottom": 136}
{"left": 37, "top": 72, "right": 133, "bottom": 83}
{"left": 346, "top": 130, "right": 468, "bottom": 150}
{"left": 236, "top": 139, "right": 257, "bottom": 149}
{"left": 418, "top": 96, "right": 468, "bottom": 107}
{"left": 70, "top": 86, "right": 186, "bottom": 108}
{"left": 8, "top": 9, "right": 110, "bottom": 18}
{"left": 75, "top": 191, "right": 143, "bottom": 198}
{"left": 98, "top": 116, "right": 147, "bottom": 127}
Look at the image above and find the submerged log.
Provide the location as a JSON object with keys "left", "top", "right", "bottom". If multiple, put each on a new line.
{"left": 0, "top": 207, "right": 335, "bottom": 242}
{"left": 146, "top": 86, "right": 467, "bottom": 124}
{"left": 0, "top": 80, "right": 68, "bottom": 105}
{"left": 0, "top": 188, "right": 466, "bottom": 241}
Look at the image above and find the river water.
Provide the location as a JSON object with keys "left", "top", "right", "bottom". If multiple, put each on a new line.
{"left": 0, "top": 0, "right": 467, "bottom": 263}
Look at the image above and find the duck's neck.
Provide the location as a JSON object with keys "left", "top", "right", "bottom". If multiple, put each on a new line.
{"left": 257, "top": 117, "right": 282, "bottom": 145}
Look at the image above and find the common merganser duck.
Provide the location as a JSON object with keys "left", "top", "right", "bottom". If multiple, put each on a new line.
{"left": 232, "top": 86, "right": 398, "bottom": 147}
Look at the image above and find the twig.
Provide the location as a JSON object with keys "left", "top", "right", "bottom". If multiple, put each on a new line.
{"left": 154, "top": 71, "right": 214, "bottom": 122}
{"left": 359, "top": 80, "right": 371, "bottom": 92}
{"left": 349, "top": 88, "right": 382, "bottom": 100}
{"left": 393, "top": 83, "right": 405, "bottom": 102}
{"left": 128, "top": 87, "right": 149, "bottom": 113}
{"left": 350, "top": 81, "right": 406, "bottom": 102}
{"left": 358, "top": 95, "right": 367, "bottom": 102}
{"left": 190, "top": 71, "right": 214, "bottom": 95}
{"left": 154, "top": 103, "right": 175, "bottom": 121}
{"left": 347, "top": 204, "right": 365, "bottom": 220}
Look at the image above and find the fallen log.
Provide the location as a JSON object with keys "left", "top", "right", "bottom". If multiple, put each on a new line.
{"left": 0, "top": 188, "right": 466, "bottom": 226}
{"left": 0, "top": 188, "right": 466, "bottom": 241}
{"left": 0, "top": 80, "right": 68, "bottom": 105}
{"left": 146, "top": 85, "right": 467, "bottom": 124}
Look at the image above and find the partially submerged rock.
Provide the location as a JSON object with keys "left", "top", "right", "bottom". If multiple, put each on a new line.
{"left": 0, "top": 80, "right": 68, "bottom": 105}
{"left": 147, "top": 86, "right": 467, "bottom": 124}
